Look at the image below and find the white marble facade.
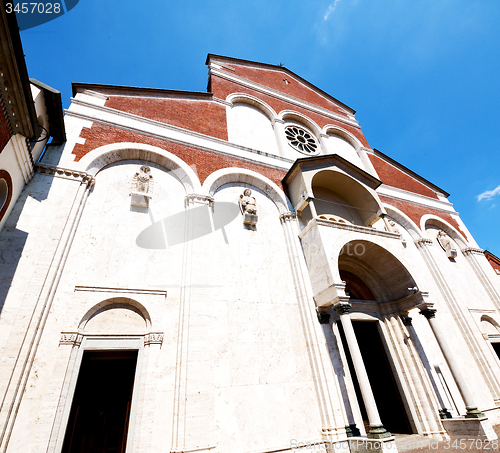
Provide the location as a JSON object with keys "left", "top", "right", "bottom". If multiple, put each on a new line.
{"left": 1, "top": 64, "right": 500, "bottom": 453}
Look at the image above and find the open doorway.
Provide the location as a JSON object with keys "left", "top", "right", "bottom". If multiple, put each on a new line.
{"left": 339, "top": 321, "right": 412, "bottom": 434}
{"left": 62, "top": 350, "right": 138, "bottom": 453}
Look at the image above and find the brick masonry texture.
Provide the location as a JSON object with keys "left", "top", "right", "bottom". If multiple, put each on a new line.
{"left": 105, "top": 96, "right": 228, "bottom": 141}
{"left": 219, "top": 63, "right": 351, "bottom": 117}
{"left": 485, "top": 252, "right": 500, "bottom": 273}
{"left": 379, "top": 195, "right": 468, "bottom": 240}
{"left": 0, "top": 110, "right": 12, "bottom": 152}
{"left": 72, "top": 123, "right": 287, "bottom": 188}
{"left": 210, "top": 76, "right": 370, "bottom": 148}
{"left": 368, "top": 154, "right": 440, "bottom": 200}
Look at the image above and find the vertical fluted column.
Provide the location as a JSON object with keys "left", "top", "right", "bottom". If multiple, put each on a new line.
{"left": 420, "top": 307, "right": 484, "bottom": 418}
{"left": 334, "top": 302, "right": 391, "bottom": 439}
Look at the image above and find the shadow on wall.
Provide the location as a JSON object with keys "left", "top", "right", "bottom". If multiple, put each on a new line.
{"left": 0, "top": 173, "right": 53, "bottom": 313}
{"left": 136, "top": 201, "right": 241, "bottom": 248}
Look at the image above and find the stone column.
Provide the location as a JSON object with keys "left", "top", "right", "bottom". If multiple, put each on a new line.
{"left": 334, "top": 302, "right": 391, "bottom": 439}
{"left": 419, "top": 307, "right": 484, "bottom": 418}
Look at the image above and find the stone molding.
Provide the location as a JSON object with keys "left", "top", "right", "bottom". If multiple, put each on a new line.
{"left": 60, "top": 331, "right": 164, "bottom": 347}
{"left": 144, "top": 332, "right": 164, "bottom": 346}
{"left": 462, "top": 247, "right": 485, "bottom": 256}
{"left": 59, "top": 332, "right": 83, "bottom": 346}
{"left": 74, "top": 285, "right": 167, "bottom": 296}
{"left": 185, "top": 193, "right": 215, "bottom": 207}
{"left": 35, "top": 163, "right": 95, "bottom": 186}
{"left": 414, "top": 237, "right": 433, "bottom": 247}
{"left": 300, "top": 217, "right": 401, "bottom": 240}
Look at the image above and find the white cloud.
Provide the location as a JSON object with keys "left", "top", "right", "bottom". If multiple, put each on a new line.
{"left": 477, "top": 185, "right": 500, "bottom": 201}
{"left": 324, "top": 0, "right": 341, "bottom": 21}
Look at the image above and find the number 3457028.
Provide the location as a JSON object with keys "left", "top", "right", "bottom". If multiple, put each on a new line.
{"left": 5, "top": 3, "right": 61, "bottom": 13}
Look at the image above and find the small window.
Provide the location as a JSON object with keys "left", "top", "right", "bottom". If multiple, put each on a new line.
{"left": 62, "top": 350, "right": 138, "bottom": 453}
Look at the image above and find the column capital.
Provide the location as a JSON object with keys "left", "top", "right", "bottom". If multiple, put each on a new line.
{"left": 420, "top": 308, "right": 437, "bottom": 319}
{"left": 333, "top": 301, "right": 352, "bottom": 315}
{"left": 185, "top": 193, "right": 214, "bottom": 207}
{"left": 414, "top": 237, "right": 433, "bottom": 247}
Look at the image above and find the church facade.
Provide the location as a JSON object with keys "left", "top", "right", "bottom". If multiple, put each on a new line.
{"left": 1, "top": 52, "right": 500, "bottom": 453}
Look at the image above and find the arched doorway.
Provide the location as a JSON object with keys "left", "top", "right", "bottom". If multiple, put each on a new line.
{"left": 337, "top": 240, "right": 417, "bottom": 435}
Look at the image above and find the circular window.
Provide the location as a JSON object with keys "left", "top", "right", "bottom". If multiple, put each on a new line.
{"left": 284, "top": 126, "right": 318, "bottom": 155}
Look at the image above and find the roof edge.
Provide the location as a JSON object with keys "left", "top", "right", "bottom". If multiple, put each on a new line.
{"left": 72, "top": 82, "right": 214, "bottom": 100}
{"left": 372, "top": 148, "right": 450, "bottom": 198}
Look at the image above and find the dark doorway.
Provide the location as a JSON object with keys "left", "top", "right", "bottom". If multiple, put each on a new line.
{"left": 491, "top": 343, "right": 500, "bottom": 361}
{"left": 338, "top": 321, "right": 412, "bottom": 434}
{"left": 62, "top": 350, "right": 138, "bottom": 453}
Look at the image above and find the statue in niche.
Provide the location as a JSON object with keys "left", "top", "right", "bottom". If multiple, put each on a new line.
{"left": 437, "top": 230, "right": 457, "bottom": 259}
{"left": 130, "top": 165, "right": 154, "bottom": 208}
{"left": 239, "top": 189, "right": 258, "bottom": 226}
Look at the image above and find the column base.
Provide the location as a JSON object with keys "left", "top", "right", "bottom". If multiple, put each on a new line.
{"left": 439, "top": 408, "right": 453, "bottom": 419}
{"left": 465, "top": 406, "right": 486, "bottom": 418}
{"left": 442, "top": 417, "right": 497, "bottom": 440}
{"left": 345, "top": 423, "right": 361, "bottom": 437}
{"left": 367, "top": 424, "right": 392, "bottom": 439}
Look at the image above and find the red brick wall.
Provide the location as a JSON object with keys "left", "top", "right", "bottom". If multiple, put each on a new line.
{"left": 0, "top": 111, "right": 12, "bottom": 152}
{"left": 72, "top": 123, "right": 287, "bottom": 188}
{"left": 217, "top": 63, "right": 351, "bottom": 117}
{"left": 105, "top": 96, "right": 228, "bottom": 140}
{"left": 485, "top": 252, "right": 500, "bottom": 274}
{"left": 369, "top": 154, "right": 439, "bottom": 200}
{"left": 380, "top": 195, "right": 467, "bottom": 240}
{"left": 210, "top": 76, "right": 370, "bottom": 148}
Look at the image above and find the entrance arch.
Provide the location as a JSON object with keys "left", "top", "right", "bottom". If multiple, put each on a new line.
{"left": 336, "top": 240, "right": 420, "bottom": 435}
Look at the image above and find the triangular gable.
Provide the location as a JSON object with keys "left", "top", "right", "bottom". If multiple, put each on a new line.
{"left": 206, "top": 54, "right": 355, "bottom": 118}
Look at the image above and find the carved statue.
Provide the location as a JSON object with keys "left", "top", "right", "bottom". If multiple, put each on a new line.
{"left": 133, "top": 165, "right": 153, "bottom": 194}
{"left": 239, "top": 189, "right": 258, "bottom": 226}
{"left": 239, "top": 189, "right": 257, "bottom": 215}
{"left": 130, "top": 165, "right": 154, "bottom": 208}
{"left": 437, "top": 230, "right": 457, "bottom": 259}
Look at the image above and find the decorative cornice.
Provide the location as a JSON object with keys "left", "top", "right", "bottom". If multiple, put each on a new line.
{"left": 36, "top": 163, "right": 95, "bottom": 186}
{"left": 279, "top": 211, "right": 297, "bottom": 223}
{"left": 461, "top": 247, "right": 485, "bottom": 256}
{"left": 185, "top": 193, "right": 214, "bottom": 207}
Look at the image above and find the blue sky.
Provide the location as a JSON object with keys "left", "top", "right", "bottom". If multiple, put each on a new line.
{"left": 19, "top": 0, "right": 500, "bottom": 254}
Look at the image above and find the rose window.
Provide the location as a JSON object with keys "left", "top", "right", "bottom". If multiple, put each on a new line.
{"left": 284, "top": 126, "right": 318, "bottom": 154}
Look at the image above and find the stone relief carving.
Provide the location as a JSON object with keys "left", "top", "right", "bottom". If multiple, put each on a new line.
{"left": 59, "top": 332, "right": 83, "bottom": 346}
{"left": 130, "top": 165, "right": 154, "bottom": 207}
{"left": 144, "top": 332, "right": 164, "bottom": 346}
{"left": 437, "top": 230, "right": 457, "bottom": 259}
{"left": 239, "top": 189, "right": 258, "bottom": 226}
